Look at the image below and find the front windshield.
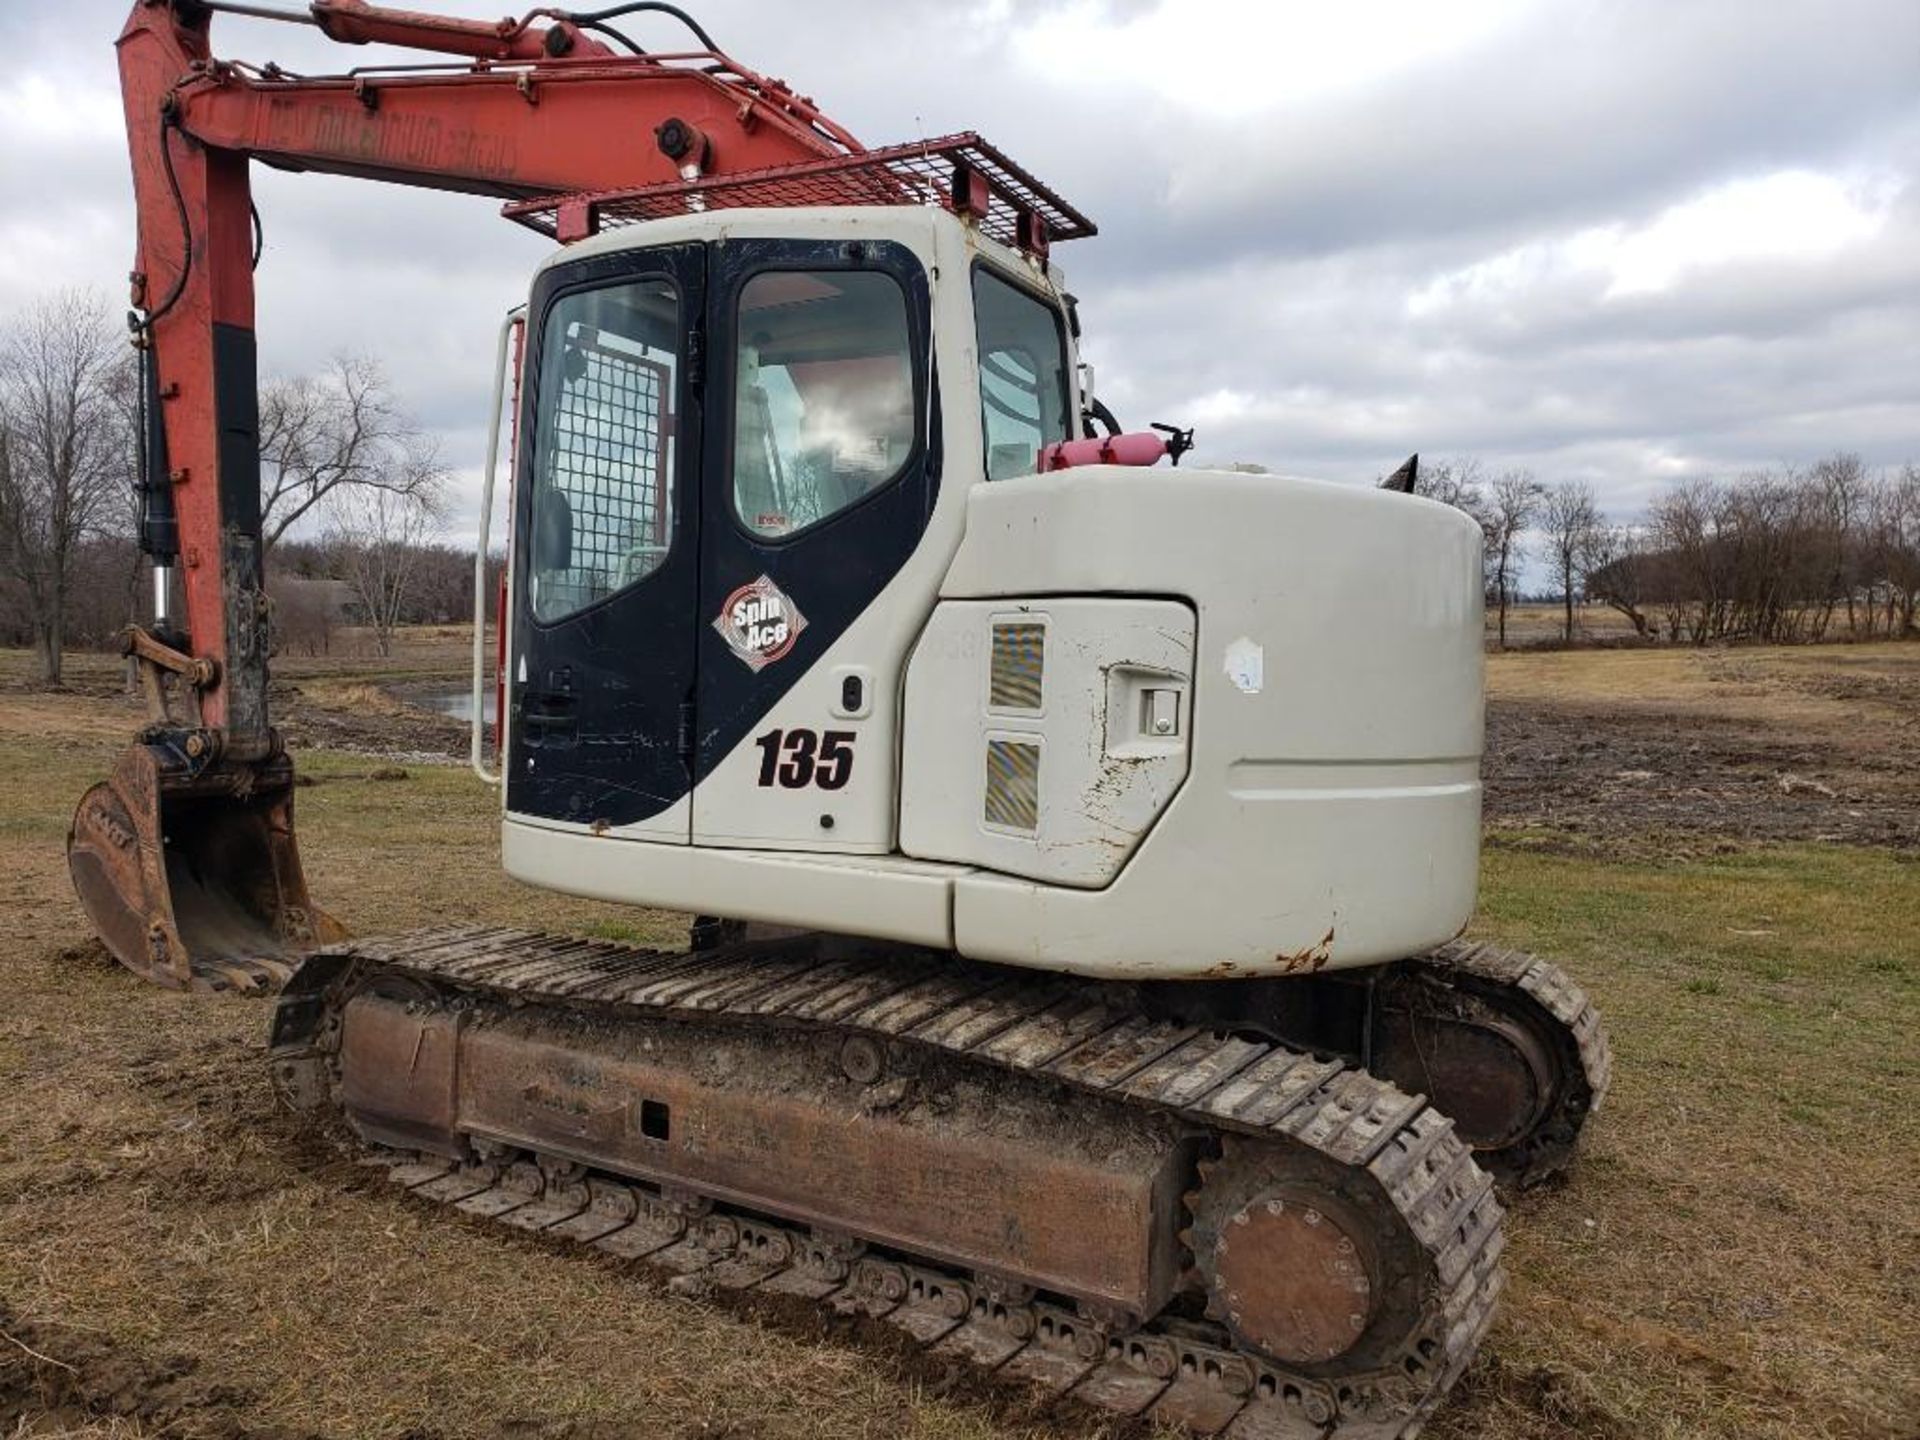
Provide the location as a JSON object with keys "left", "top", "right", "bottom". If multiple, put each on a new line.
{"left": 733, "top": 270, "right": 915, "bottom": 539}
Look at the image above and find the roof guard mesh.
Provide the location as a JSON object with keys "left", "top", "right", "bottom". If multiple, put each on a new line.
{"left": 502, "top": 132, "right": 1096, "bottom": 251}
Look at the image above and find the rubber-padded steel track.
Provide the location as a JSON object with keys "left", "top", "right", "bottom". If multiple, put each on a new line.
{"left": 272, "top": 926, "right": 1508, "bottom": 1438}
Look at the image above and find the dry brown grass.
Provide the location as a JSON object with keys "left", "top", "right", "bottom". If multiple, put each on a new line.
{"left": 2, "top": 643, "right": 1916, "bottom": 1440}
{"left": 274, "top": 624, "right": 478, "bottom": 683}
{"left": 1491, "top": 602, "right": 1644, "bottom": 648}
{"left": 1487, "top": 636, "right": 1920, "bottom": 718}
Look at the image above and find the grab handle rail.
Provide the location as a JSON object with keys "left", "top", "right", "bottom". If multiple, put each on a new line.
{"left": 471, "top": 307, "right": 523, "bottom": 785}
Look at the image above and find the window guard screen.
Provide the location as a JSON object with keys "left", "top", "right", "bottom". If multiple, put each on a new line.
{"left": 530, "top": 279, "right": 679, "bottom": 623}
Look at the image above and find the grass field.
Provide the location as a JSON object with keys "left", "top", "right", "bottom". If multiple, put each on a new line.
{"left": 1, "top": 636, "right": 1915, "bottom": 1439}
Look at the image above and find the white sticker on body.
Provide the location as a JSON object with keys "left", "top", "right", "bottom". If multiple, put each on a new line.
{"left": 1224, "top": 637, "right": 1264, "bottom": 694}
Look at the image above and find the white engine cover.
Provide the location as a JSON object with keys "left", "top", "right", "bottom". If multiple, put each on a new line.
{"left": 931, "top": 465, "right": 1485, "bottom": 978}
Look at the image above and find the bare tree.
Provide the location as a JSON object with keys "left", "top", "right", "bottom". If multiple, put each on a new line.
{"left": 1615, "top": 464, "right": 1920, "bottom": 646}
{"left": 260, "top": 354, "right": 441, "bottom": 552}
{"left": 1540, "top": 479, "right": 1602, "bottom": 642}
{"left": 1485, "top": 469, "right": 1542, "bottom": 648}
{"left": 1582, "top": 523, "right": 1655, "bottom": 637}
{"left": 322, "top": 438, "right": 448, "bottom": 657}
{"left": 1418, "top": 456, "right": 1489, "bottom": 519}
{"left": 1647, "top": 476, "right": 1714, "bottom": 641}
{"left": 1810, "top": 451, "right": 1869, "bottom": 636}
{"left": 1416, "top": 456, "right": 1507, "bottom": 601}
{"left": 1870, "top": 464, "right": 1920, "bottom": 636}
{"left": 0, "top": 292, "right": 135, "bottom": 683}
{"left": 266, "top": 573, "right": 343, "bottom": 657}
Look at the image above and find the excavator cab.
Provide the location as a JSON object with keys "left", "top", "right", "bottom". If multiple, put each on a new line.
{"left": 501, "top": 226, "right": 942, "bottom": 847}
{"left": 485, "top": 197, "right": 1490, "bottom": 977}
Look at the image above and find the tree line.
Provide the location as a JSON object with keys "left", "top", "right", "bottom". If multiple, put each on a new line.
{"left": 0, "top": 291, "right": 457, "bottom": 681}
{"left": 1585, "top": 458, "right": 1919, "bottom": 644}
{"left": 6, "top": 291, "right": 1914, "bottom": 680}
{"left": 1416, "top": 455, "right": 1920, "bottom": 647}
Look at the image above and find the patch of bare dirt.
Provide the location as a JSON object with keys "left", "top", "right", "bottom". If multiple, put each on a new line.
{"left": 272, "top": 680, "right": 466, "bottom": 761}
{"left": 0, "top": 1302, "right": 282, "bottom": 1440}
{"left": 0, "top": 664, "right": 467, "bottom": 762}
{"left": 1484, "top": 697, "right": 1920, "bottom": 852}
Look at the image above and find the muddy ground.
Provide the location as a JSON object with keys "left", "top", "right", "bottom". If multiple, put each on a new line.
{"left": 1, "top": 636, "right": 1915, "bottom": 1440}
{"left": 1485, "top": 697, "right": 1920, "bottom": 850}
{"left": 1481, "top": 645, "right": 1920, "bottom": 853}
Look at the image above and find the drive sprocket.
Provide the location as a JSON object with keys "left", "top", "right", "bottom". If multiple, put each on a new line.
{"left": 1187, "top": 1137, "right": 1453, "bottom": 1425}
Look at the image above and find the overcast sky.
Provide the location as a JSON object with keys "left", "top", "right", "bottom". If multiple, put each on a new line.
{"left": 4, "top": 0, "right": 1916, "bottom": 549}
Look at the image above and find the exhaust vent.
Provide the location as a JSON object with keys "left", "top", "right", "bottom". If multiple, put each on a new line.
{"left": 989, "top": 621, "right": 1045, "bottom": 711}
{"left": 984, "top": 738, "right": 1041, "bottom": 832}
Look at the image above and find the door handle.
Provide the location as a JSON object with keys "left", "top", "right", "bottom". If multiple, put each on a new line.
{"left": 520, "top": 691, "right": 578, "bottom": 746}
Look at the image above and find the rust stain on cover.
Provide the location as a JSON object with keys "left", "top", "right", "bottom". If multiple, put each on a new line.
{"left": 1276, "top": 927, "right": 1337, "bottom": 974}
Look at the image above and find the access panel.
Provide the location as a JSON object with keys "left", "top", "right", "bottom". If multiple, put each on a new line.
{"left": 899, "top": 597, "right": 1195, "bottom": 887}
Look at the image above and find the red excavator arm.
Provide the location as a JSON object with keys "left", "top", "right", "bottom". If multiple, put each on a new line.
{"left": 120, "top": 0, "right": 859, "bottom": 737}
{"left": 72, "top": 0, "right": 864, "bottom": 990}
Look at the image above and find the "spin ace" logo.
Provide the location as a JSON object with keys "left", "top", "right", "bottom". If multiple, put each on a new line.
{"left": 713, "top": 575, "right": 808, "bottom": 672}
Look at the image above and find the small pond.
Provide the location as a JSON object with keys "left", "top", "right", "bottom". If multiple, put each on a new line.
{"left": 415, "top": 686, "right": 497, "bottom": 726}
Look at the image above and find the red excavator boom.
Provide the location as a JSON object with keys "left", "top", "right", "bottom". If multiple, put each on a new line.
{"left": 119, "top": 0, "right": 860, "bottom": 735}
{"left": 73, "top": 0, "right": 865, "bottom": 989}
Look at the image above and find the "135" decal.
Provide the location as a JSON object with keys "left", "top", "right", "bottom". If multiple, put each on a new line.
{"left": 754, "top": 727, "right": 855, "bottom": 790}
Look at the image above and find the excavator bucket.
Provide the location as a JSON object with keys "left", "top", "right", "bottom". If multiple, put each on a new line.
{"left": 67, "top": 738, "right": 344, "bottom": 993}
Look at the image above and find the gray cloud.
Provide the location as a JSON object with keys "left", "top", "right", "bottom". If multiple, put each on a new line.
{"left": 1153, "top": 4, "right": 1920, "bottom": 254}
{"left": 3, "top": 0, "right": 1915, "bottom": 550}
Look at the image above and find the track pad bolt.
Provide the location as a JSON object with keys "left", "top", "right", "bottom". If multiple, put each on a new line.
{"left": 857, "top": 1259, "right": 908, "bottom": 1302}
{"left": 1140, "top": 1338, "right": 1178, "bottom": 1380}
{"left": 504, "top": 1160, "right": 544, "bottom": 1196}
{"left": 1072, "top": 1325, "right": 1109, "bottom": 1363}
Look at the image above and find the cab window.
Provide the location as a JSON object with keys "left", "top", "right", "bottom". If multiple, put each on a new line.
{"left": 973, "top": 268, "right": 1071, "bottom": 480}
{"left": 733, "top": 270, "right": 915, "bottom": 539}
